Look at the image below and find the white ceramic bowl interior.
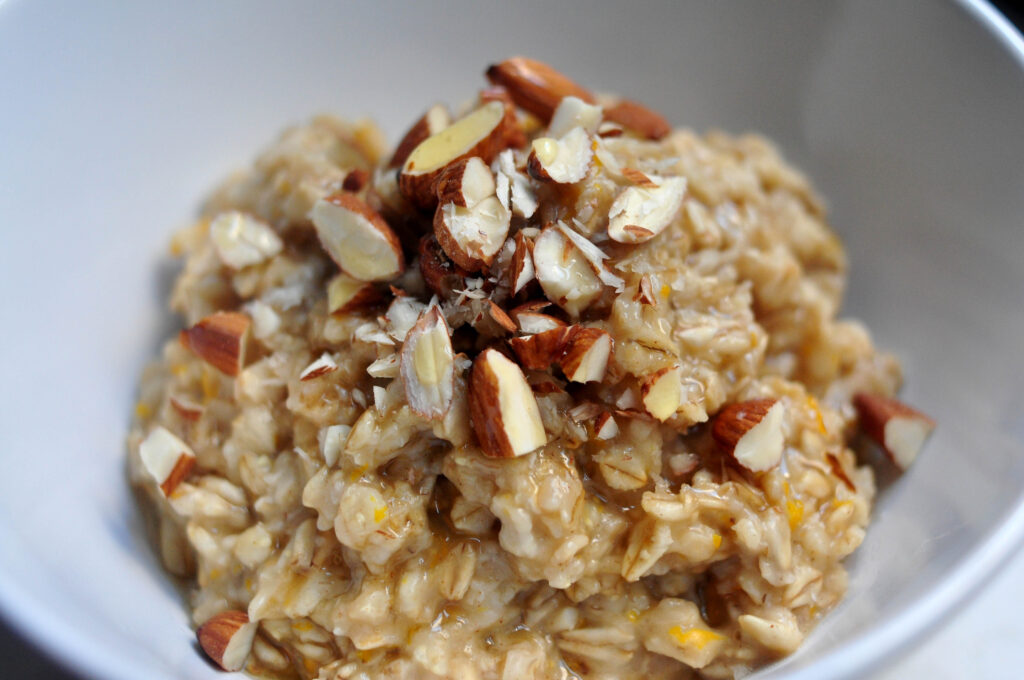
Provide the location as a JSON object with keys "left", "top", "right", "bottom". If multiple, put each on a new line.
{"left": 1, "top": 1, "right": 1022, "bottom": 678}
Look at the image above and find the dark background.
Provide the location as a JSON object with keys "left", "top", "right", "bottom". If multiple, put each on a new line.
{"left": 0, "top": 2, "right": 1021, "bottom": 678}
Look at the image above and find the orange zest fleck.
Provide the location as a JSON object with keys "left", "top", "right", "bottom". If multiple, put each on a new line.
{"left": 669, "top": 625, "right": 724, "bottom": 650}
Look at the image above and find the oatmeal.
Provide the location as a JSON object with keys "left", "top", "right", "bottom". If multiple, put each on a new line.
{"left": 129, "top": 57, "right": 935, "bottom": 679}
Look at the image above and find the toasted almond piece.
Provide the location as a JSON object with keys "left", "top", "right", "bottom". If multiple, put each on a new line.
{"left": 557, "top": 221, "right": 625, "bottom": 291}
{"left": 634, "top": 274, "right": 657, "bottom": 305}
{"left": 621, "top": 167, "right": 657, "bottom": 188}
{"left": 594, "top": 412, "right": 619, "bottom": 440}
{"left": 434, "top": 156, "right": 496, "bottom": 208}
{"left": 548, "top": 96, "right": 603, "bottom": 138}
{"left": 311, "top": 191, "right": 404, "bottom": 281}
{"left": 532, "top": 226, "right": 604, "bottom": 317}
{"left": 527, "top": 127, "right": 593, "bottom": 184}
{"left": 469, "top": 348, "right": 547, "bottom": 458}
{"left": 385, "top": 294, "right": 427, "bottom": 342}
{"left": 561, "top": 327, "right": 613, "bottom": 383}
{"left": 513, "top": 310, "right": 566, "bottom": 335}
{"left": 853, "top": 393, "right": 935, "bottom": 470}
{"left": 478, "top": 86, "right": 528, "bottom": 149}
{"left": 400, "top": 307, "right": 455, "bottom": 419}
{"left": 139, "top": 426, "right": 196, "bottom": 496}
{"left": 486, "top": 57, "right": 595, "bottom": 123}
{"left": 434, "top": 190, "right": 511, "bottom": 272}
{"left": 342, "top": 167, "right": 371, "bottom": 193}
{"left": 712, "top": 398, "right": 785, "bottom": 472}
{"left": 169, "top": 395, "right": 203, "bottom": 421}
{"left": 300, "top": 352, "right": 337, "bottom": 381}
{"left": 495, "top": 149, "right": 538, "bottom": 218}
{"left": 826, "top": 452, "right": 856, "bottom": 492}
{"left": 388, "top": 103, "right": 452, "bottom": 169}
{"left": 486, "top": 300, "right": 517, "bottom": 333}
{"left": 597, "top": 121, "right": 625, "bottom": 138}
{"left": 642, "top": 365, "right": 683, "bottom": 422}
{"left": 508, "top": 231, "right": 536, "bottom": 294}
{"left": 366, "top": 353, "right": 400, "bottom": 379}
{"left": 530, "top": 379, "right": 566, "bottom": 395}
{"left": 327, "top": 272, "right": 381, "bottom": 315}
{"left": 604, "top": 99, "right": 672, "bottom": 140}
{"left": 196, "top": 610, "right": 258, "bottom": 672}
{"left": 400, "top": 100, "right": 515, "bottom": 210}
{"left": 608, "top": 176, "right": 687, "bottom": 244}
{"left": 568, "top": 401, "right": 605, "bottom": 422}
{"left": 210, "top": 211, "right": 283, "bottom": 269}
{"left": 179, "top": 311, "right": 251, "bottom": 377}
{"left": 419, "top": 234, "right": 468, "bottom": 297}
{"left": 508, "top": 326, "right": 574, "bottom": 370}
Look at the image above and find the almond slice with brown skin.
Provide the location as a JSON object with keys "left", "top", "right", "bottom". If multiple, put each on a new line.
{"left": 327, "top": 272, "right": 381, "bottom": 315}
{"left": 486, "top": 300, "right": 517, "bottom": 333}
{"left": 341, "top": 167, "right": 371, "bottom": 193}
{"left": 608, "top": 176, "right": 687, "bottom": 244}
{"left": 560, "top": 327, "right": 613, "bottom": 383}
{"left": 139, "top": 426, "right": 196, "bottom": 496}
{"left": 642, "top": 365, "right": 683, "bottom": 422}
{"left": 311, "top": 191, "right": 405, "bottom": 282}
{"left": 548, "top": 96, "right": 603, "bottom": 138}
{"left": 300, "top": 352, "right": 338, "bottom": 381}
{"left": 196, "top": 610, "right": 258, "bottom": 672}
{"left": 469, "top": 348, "right": 547, "bottom": 458}
{"left": 826, "top": 452, "right": 857, "bottom": 492}
{"left": 594, "top": 412, "right": 619, "bottom": 440}
{"left": 712, "top": 398, "right": 786, "bottom": 472}
{"left": 209, "top": 211, "right": 283, "bottom": 269}
{"left": 508, "top": 326, "right": 574, "bottom": 370}
{"left": 621, "top": 167, "right": 658, "bottom": 188}
{"left": 169, "top": 395, "right": 203, "bottom": 421}
{"left": 401, "top": 307, "right": 455, "bottom": 420}
{"left": 509, "top": 231, "right": 536, "bottom": 294}
{"left": 532, "top": 226, "right": 603, "bottom": 317}
{"left": 634, "top": 274, "right": 658, "bottom": 306}
{"left": 486, "top": 57, "right": 595, "bottom": 123}
{"left": 179, "top": 311, "right": 251, "bottom": 377}
{"left": 388, "top": 103, "right": 451, "bottom": 169}
{"left": 433, "top": 158, "right": 511, "bottom": 272}
{"left": 853, "top": 393, "right": 935, "bottom": 470}
{"left": 418, "top": 234, "right": 468, "bottom": 298}
{"left": 527, "top": 127, "right": 593, "bottom": 184}
{"left": 400, "top": 100, "right": 516, "bottom": 210}
{"left": 512, "top": 309, "right": 566, "bottom": 335}
{"left": 604, "top": 99, "right": 672, "bottom": 140}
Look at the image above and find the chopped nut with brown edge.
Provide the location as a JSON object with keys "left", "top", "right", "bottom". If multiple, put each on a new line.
{"left": 642, "top": 365, "right": 683, "bottom": 422}
{"left": 388, "top": 103, "right": 451, "bottom": 169}
{"left": 548, "top": 96, "right": 603, "bottom": 138}
{"left": 853, "top": 393, "right": 935, "bottom": 470}
{"left": 605, "top": 99, "right": 672, "bottom": 140}
{"left": 486, "top": 57, "right": 595, "bottom": 123}
{"left": 311, "top": 191, "right": 405, "bottom": 282}
{"left": 469, "top": 348, "right": 547, "bottom": 458}
{"left": 196, "top": 610, "right": 258, "bottom": 672}
{"left": 509, "top": 231, "right": 536, "bottom": 294}
{"left": 179, "top": 311, "right": 251, "bottom": 377}
{"left": 419, "top": 234, "right": 468, "bottom": 298}
{"left": 532, "top": 226, "right": 604, "bottom": 317}
{"left": 433, "top": 157, "right": 511, "bottom": 272}
{"left": 327, "top": 272, "right": 381, "bottom": 315}
{"left": 400, "top": 100, "right": 516, "bottom": 210}
{"left": 512, "top": 309, "right": 566, "bottom": 335}
{"left": 594, "top": 412, "right": 619, "bottom": 440}
{"left": 608, "top": 176, "right": 687, "bottom": 244}
{"left": 508, "top": 326, "right": 575, "bottom": 371}
{"left": 560, "top": 327, "right": 613, "bottom": 383}
{"left": 712, "top": 398, "right": 785, "bottom": 472}
{"left": 300, "top": 352, "right": 338, "bottom": 381}
{"left": 139, "top": 426, "right": 195, "bottom": 496}
{"left": 486, "top": 300, "right": 517, "bottom": 333}
{"left": 401, "top": 307, "right": 455, "bottom": 420}
{"left": 209, "top": 211, "right": 282, "bottom": 269}
{"left": 527, "top": 127, "right": 593, "bottom": 184}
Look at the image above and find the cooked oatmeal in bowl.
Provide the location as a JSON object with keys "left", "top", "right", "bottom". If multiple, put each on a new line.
{"left": 128, "top": 57, "right": 935, "bottom": 679}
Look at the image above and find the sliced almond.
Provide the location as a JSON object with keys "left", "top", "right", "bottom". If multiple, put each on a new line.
{"left": 634, "top": 274, "right": 657, "bottom": 306}
{"left": 196, "top": 610, "right": 258, "bottom": 672}
{"left": 594, "top": 412, "right": 619, "bottom": 440}
{"left": 495, "top": 149, "right": 538, "bottom": 218}
{"left": 419, "top": 234, "right": 468, "bottom": 298}
{"left": 508, "top": 326, "right": 574, "bottom": 370}
{"left": 513, "top": 310, "right": 566, "bottom": 335}
{"left": 548, "top": 96, "right": 603, "bottom": 138}
{"left": 597, "top": 121, "right": 625, "bottom": 138}
{"left": 608, "top": 176, "right": 687, "bottom": 244}
{"left": 826, "top": 452, "right": 856, "bottom": 492}
{"left": 568, "top": 401, "right": 605, "bottom": 423}
{"left": 642, "top": 365, "right": 683, "bottom": 422}
{"left": 853, "top": 393, "right": 935, "bottom": 470}
{"left": 300, "top": 352, "right": 338, "bottom": 381}
{"left": 712, "top": 398, "right": 786, "bottom": 472}
{"left": 486, "top": 300, "right": 517, "bottom": 333}
{"left": 434, "top": 195, "right": 511, "bottom": 273}
{"left": 179, "top": 311, "right": 251, "bottom": 377}
{"left": 311, "top": 191, "right": 404, "bottom": 282}
{"left": 527, "top": 127, "right": 593, "bottom": 184}
{"left": 434, "top": 156, "right": 496, "bottom": 208}
{"left": 388, "top": 103, "right": 451, "bottom": 169}
{"left": 209, "top": 211, "right": 283, "bottom": 269}
{"left": 485, "top": 57, "right": 595, "bottom": 123}
{"left": 169, "top": 395, "right": 203, "bottom": 421}
{"left": 604, "top": 99, "right": 672, "bottom": 140}
{"left": 532, "top": 226, "right": 603, "bottom": 317}
{"left": 366, "top": 353, "right": 400, "bottom": 379}
{"left": 400, "top": 100, "right": 515, "bottom": 210}
{"left": 139, "top": 426, "right": 195, "bottom": 496}
{"left": 385, "top": 294, "right": 427, "bottom": 342}
{"left": 478, "top": 86, "right": 528, "bottom": 149}
{"left": 560, "top": 327, "right": 613, "bottom": 383}
{"left": 509, "top": 231, "right": 536, "bottom": 294}
{"left": 557, "top": 221, "right": 625, "bottom": 291}
{"left": 327, "top": 272, "right": 381, "bottom": 315}
{"left": 469, "top": 348, "right": 547, "bottom": 458}
{"left": 400, "top": 307, "right": 455, "bottom": 420}
{"left": 342, "top": 167, "right": 371, "bottom": 193}
{"left": 621, "top": 167, "right": 658, "bottom": 188}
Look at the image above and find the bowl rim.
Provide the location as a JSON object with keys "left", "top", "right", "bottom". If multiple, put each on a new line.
{"left": 0, "top": 1, "right": 1022, "bottom": 679}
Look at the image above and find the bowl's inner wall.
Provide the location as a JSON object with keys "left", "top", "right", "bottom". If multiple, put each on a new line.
{"left": 0, "top": 2, "right": 1022, "bottom": 679}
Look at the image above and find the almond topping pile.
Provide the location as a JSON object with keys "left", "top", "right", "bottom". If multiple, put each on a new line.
{"left": 134, "top": 55, "right": 936, "bottom": 680}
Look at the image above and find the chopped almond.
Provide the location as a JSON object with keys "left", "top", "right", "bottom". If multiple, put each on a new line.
{"left": 594, "top": 412, "right": 619, "bottom": 440}
{"left": 509, "top": 231, "right": 536, "bottom": 294}
{"left": 642, "top": 365, "right": 683, "bottom": 422}
{"left": 604, "top": 99, "right": 672, "bottom": 140}
{"left": 621, "top": 167, "right": 658, "bottom": 188}
{"left": 512, "top": 309, "right": 566, "bottom": 335}
{"left": 311, "top": 191, "right": 405, "bottom": 282}
{"left": 388, "top": 103, "right": 451, "bottom": 169}
{"left": 469, "top": 349, "right": 547, "bottom": 458}
{"left": 139, "top": 426, "right": 196, "bottom": 496}
{"left": 548, "top": 96, "right": 603, "bottom": 138}
{"left": 712, "top": 398, "right": 786, "bottom": 472}
{"left": 433, "top": 158, "right": 511, "bottom": 272}
{"left": 527, "top": 127, "right": 593, "bottom": 184}
{"left": 826, "top": 452, "right": 857, "bottom": 492}
{"left": 485, "top": 57, "right": 595, "bottom": 123}
{"left": 179, "top": 311, "right": 251, "bottom": 377}
{"left": 508, "top": 326, "right": 574, "bottom": 370}
{"left": 209, "top": 211, "right": 283, "bottom": 270}
{"left": 169, "top": 395, "right": 203, "bottom": 421}
{"left": 532, "top": 226, "right": 604, "bottom": 317}
{"left": 560, "top": 327, "right": 613, "bottom": 383}
{"left": 196, "top": 610, "right": 258, "bottom": 672}
{"left": 342, "top": 167, "right": 371, "bottom": 193}
{"left": 400, "top": 307, "right": 455, "bottom": 419}
{"left": 486, "top": 300, "right": 517, "bottom": 333}
{"left": 608, "top": 176, "right": 687, "bottom": 244}
{"left": 300, "top": 352, "right": 338, "bottom": 381}
{"left": 853, "top": 393, "right": 935, "bottom": 470}
{"left": 327, "top": 272, "right": 381, "bottom": 315}
{"left": 634, "top": 274, "right": 657, "bottom": 305}
{"left": 418, "top": 234, "right": 468, "bottom": 298}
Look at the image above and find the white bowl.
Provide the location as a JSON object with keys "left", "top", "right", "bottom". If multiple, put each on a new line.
{"left": 1, "top": 1, "right": 1022, "bottom": 678}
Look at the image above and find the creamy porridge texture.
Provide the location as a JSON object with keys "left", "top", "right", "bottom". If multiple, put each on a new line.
{"left": 129, "top": 58, "right": 935, "bottom": 679}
